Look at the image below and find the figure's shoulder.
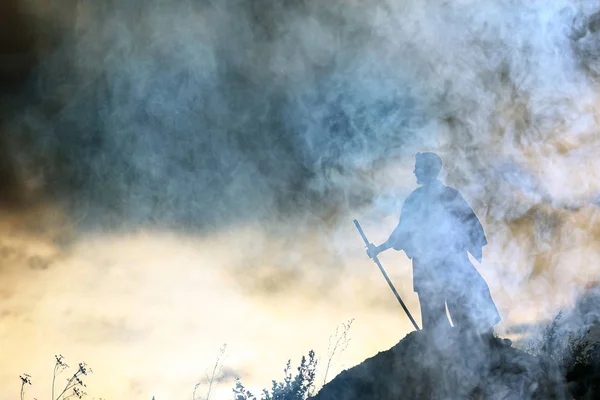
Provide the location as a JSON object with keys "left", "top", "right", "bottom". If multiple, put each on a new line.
{"left": 409, "top": 186, "right": 426, "bottom": 195}
{"left": 405, "top": 187, "right": 425, "bottom": 202}
{"left": 399, "top": 188, "right": 421, "bottom": 212}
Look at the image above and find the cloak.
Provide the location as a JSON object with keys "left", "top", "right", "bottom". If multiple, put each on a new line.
{"left": 387, "top": 179, "right": 487, "bottom": 262}
{"left": 387, "top": 179, "right": 500, "bottom": 330}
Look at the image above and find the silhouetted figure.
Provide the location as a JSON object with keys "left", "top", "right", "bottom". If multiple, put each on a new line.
{"left": 367, "top": 152, "right": 501, "bottom": 336}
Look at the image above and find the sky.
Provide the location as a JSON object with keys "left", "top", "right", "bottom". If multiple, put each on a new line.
{"left": 2, "top": 0, "right": 600, "bottom": 399}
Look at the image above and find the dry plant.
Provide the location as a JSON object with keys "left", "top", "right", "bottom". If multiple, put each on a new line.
{"left": 20, "top": 355, "right": 91, "bottom": 400}
{"left": 193, "top": 343, "right": 228, "bottom": 400}
{"left": 19, "top": 374, "right": 32, "bottom": 400}
{"left": 320, "top": 318, "right": 355, "bottom": 388}
{"left": 52, "top": 356, "right": 91, "bottom": 400}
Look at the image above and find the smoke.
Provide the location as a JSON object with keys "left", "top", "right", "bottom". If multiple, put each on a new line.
{"left": 2, "top": 0, "right": 599, "bottom": 229}
{"left": 0, "top": 3, "right": 589, "bottom": 207}
{"left": 2, "top": 0, "right": 600, "bottom": 397}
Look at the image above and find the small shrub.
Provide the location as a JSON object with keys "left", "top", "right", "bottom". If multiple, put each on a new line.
{"left": 233, "top": 350, "right": 317, "bottom": 400}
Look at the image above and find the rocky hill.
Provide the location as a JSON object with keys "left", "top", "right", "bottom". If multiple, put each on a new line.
{"left": 311, "top": 329, "right": 567, "bottom": 400}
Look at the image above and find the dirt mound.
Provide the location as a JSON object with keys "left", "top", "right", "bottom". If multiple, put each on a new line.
{"left": 311, "top": 329, "right": 567, "bottom": 400}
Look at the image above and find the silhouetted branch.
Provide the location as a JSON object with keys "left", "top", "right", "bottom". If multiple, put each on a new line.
{"left": 322, "top": 318, "right": 354, "bottom": 387}
{"left": 194, "top": 343, "right": 228, "bottom": 400}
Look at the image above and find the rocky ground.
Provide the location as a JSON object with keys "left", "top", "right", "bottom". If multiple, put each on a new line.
{"left": 311, "top": 328, "right": 567, "bottom": 400}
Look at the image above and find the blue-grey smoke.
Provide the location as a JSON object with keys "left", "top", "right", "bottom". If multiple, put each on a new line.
{"left": 13, "top": 4, "right": 600, "bottom": 214}
{"left": 1, "top": 1, "right": 597, "bottom": 233}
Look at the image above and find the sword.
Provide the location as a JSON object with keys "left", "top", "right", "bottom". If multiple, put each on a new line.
{"left": 353, "top": 219, "right": 420, "bottom": 331}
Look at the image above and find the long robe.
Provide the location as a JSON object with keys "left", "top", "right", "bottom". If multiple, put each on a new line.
{"left": 387, "top": 179, "right": 501, "bottom": 330}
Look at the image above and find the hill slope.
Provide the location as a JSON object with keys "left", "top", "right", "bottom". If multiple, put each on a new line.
{"left": 311, "top": 329, "right": 567, "bottom": 400}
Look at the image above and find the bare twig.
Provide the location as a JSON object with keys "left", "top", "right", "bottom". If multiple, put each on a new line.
{"left": 53, "top": 355, "right": 69, "bottom": 400}
{"left": 322, "top": 318, "right": 354, "bottom": 387}
{"left": 193, "top": 344, "right": 228, "bottom": 400}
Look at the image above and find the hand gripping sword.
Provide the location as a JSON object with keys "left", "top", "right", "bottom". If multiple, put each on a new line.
{"left": 353, "top": 219, "right": 420, "bottom": 331}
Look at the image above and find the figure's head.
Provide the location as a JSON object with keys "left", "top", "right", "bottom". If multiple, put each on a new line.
{"left": 414, "top": 152, "right": 443, "bottom": 184}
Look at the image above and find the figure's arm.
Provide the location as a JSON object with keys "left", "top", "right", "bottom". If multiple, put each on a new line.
{"left": 367, "top": 206, "right": 410, "bottom": 258}
{"left": 366, "top": 192, "right": 417, "bottom": 259}
{"left": 367, "top": 238, "right": 393, "bottom": 258}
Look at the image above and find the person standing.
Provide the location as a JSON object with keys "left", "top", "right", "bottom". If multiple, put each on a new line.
{"left": 367, "top": 152, "right": 501, "bottom": 336}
